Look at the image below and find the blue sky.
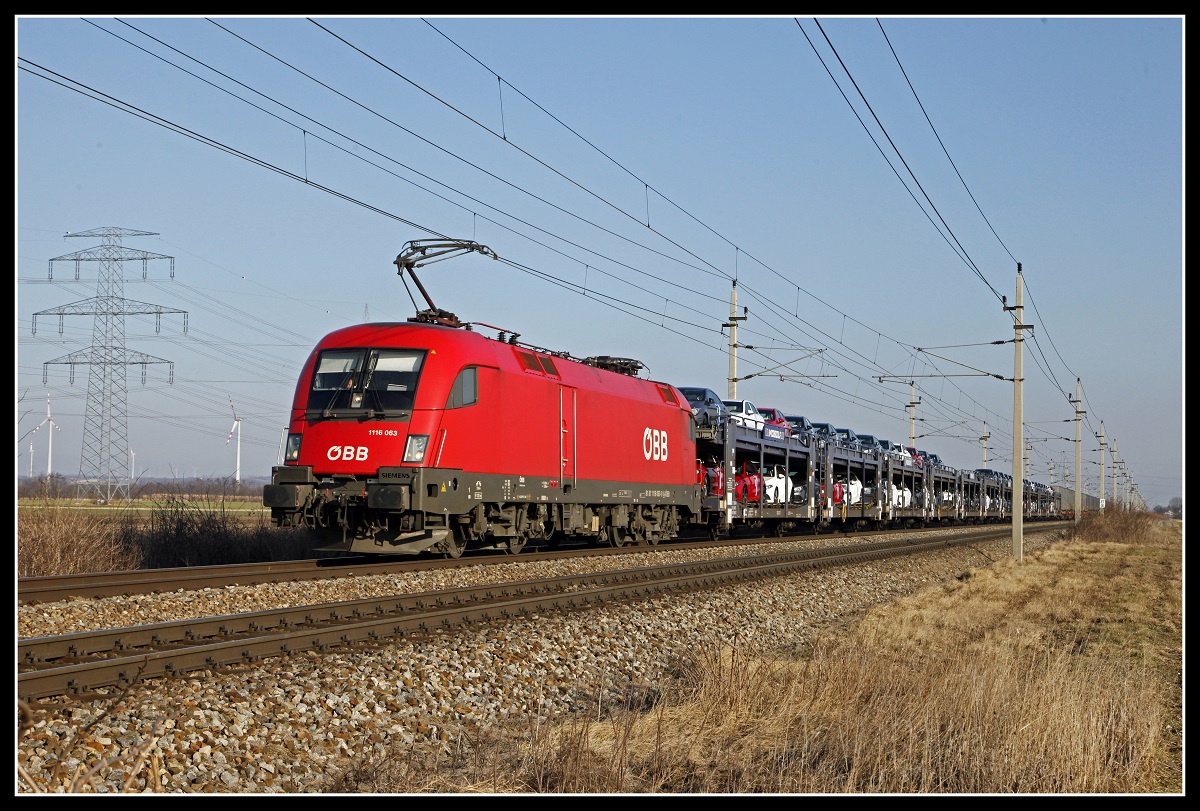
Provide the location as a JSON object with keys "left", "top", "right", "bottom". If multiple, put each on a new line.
{"left": 16, "top": 15, "right": 1183, "bottom": 508}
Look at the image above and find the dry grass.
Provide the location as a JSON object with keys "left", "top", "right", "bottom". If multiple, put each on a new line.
{"left": 132, "top": 493, "right": 318, "bottom": 568}
{"left": 322, "top": 511, "right": 1182, "bottom": 794}
{"left": 17, "top": 499, "right": 142, "bottom": 576}
{"left": 16, "top": 494, "right": 320, "bottom": 576}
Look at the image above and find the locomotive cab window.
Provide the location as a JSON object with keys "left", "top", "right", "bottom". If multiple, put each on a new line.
{"left": 445, "top": 366, "right": 478, "bottom": 409}
{"left": 308, "top": 348, "right": 426, "bottom": 416}
{"left": 313, "top": 350, "right": 363, "bottom": 391}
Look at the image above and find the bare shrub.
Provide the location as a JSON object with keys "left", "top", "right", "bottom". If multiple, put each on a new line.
{"left": 17, "top": 501, "right": 141, "bottom": 576}
{"left": 133, "top": 491, "right": 319, "bottom": 568}
{"left": 1074, "top": 509, "right": 1167, "bottom": 546}
{"left": 18, "top": 489, "right": 322, "bottom": 575}
{"left": 323, "top": 726, "right": 533, "bottom": 794}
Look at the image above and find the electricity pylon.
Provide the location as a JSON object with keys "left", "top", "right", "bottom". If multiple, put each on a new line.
{"left": 33, "top": 227, "right": 187, "bottom": 502}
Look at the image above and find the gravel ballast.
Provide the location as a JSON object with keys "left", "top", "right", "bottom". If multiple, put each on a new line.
{"left": 17, "top": 530, "right": 1060, "bottom": 793}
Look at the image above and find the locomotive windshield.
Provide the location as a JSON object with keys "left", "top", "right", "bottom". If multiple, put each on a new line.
{"left": 307, "top": 348, "right": 426, "bottom": 417}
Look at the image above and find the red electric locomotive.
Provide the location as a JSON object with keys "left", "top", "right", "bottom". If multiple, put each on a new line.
{"left": 264, "top": 240, "right": 702, "bottom": 556}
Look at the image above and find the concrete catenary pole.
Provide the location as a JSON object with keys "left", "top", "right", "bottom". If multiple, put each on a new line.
{"left": 1112, "top": 440, "right": 1119, "bottom": 510}
{"left": 1075, "top": 379, "right": 1084, "bottom": 520}
{"left": 1098, "top": 422, "right": 1106, "bottom": 510}
{"left": 1080, "top": 379, "right": 1089, "bottom": 520}
{"left": 908, "top": 381, "right": 919, "bottom": 447}
{"left": 1007, "top": 265, "right": 1028, "bottom": 561}
{"left": 725, "top": 281, "right": 746, "bottom": 400}
{"left": 727, "top": 281, "right": 738, "bottom": 399}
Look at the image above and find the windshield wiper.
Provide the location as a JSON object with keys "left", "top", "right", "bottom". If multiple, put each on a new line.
{"left": 322, "top": 388, "right": 347, "bottom": 419}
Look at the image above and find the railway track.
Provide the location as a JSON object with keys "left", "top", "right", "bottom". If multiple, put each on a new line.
{"left": 19, "top": 525, "right": 1061, "bottom": 701}
{"left": 17, "top": 521, "right": 1067, "bottom": 604}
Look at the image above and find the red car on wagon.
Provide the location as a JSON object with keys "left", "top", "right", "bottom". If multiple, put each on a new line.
{"left": 756, "top": 406, "right": 792, "bottom": 436}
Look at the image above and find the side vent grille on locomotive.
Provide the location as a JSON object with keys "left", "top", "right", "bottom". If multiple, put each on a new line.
{"left": 515, "top": 349, "right": 563, "bottom": 378}
{"left": 583, "top": 356, "right": 644, "bottom": 376}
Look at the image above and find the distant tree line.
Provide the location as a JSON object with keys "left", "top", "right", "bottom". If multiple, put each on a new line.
{"left": 17, "top": 473, "right": 265, "bottom": 501}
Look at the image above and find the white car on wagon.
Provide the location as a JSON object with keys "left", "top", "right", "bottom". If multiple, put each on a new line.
{"left": 721, "top": 399, "right": 766, "bottom": 431}
{"left": 761, "top": 464, "right": 796, "bottom": 504}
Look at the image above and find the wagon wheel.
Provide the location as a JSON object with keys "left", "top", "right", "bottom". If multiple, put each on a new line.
{"left": 709, "top": 522, "right": 724, "bottom": 542}
{"left": 504, "top": 533, "right": 528, "bottom": 554}
{"left": 604, "top": 526, "right": 629, "bottom": 547}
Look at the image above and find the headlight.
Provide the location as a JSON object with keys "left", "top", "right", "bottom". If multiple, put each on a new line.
{"left": 403, "top": 434, "right": 429, "bottom": 463}
{"left": 284, "top": 433, "right": 302, "bottom": 462}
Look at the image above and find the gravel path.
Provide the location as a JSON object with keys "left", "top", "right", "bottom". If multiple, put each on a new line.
{"left": 17, "top": 529, "right": 1061, "bottom": 793}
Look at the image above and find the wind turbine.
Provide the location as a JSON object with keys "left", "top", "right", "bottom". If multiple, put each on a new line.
{"left": 226, "top": 398, "right": 242, "bottom": 484}
{"left": 31, "top": 392, "right": 61, "bottom": 482}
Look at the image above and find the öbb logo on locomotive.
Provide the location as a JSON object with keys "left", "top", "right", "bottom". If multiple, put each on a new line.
{"left": 643, "top": 427, "right": 669, "bottom": 461}
{"left": 327, "top": 445, "right": 369, "bottom": 462}
{"left": 262, "top": 238, "right": 1067, "bottom": 559}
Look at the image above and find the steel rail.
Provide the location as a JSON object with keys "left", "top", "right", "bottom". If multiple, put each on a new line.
{"left": 17, "top": 555, "right": 466, "bottom": 605}
{"left": 18, "top": 527, "right": 1050, "bottom": 701}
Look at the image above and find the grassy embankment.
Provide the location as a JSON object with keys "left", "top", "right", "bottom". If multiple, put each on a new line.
{"left": 327, "top": 511, "right": 1183, "bottom": 794}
